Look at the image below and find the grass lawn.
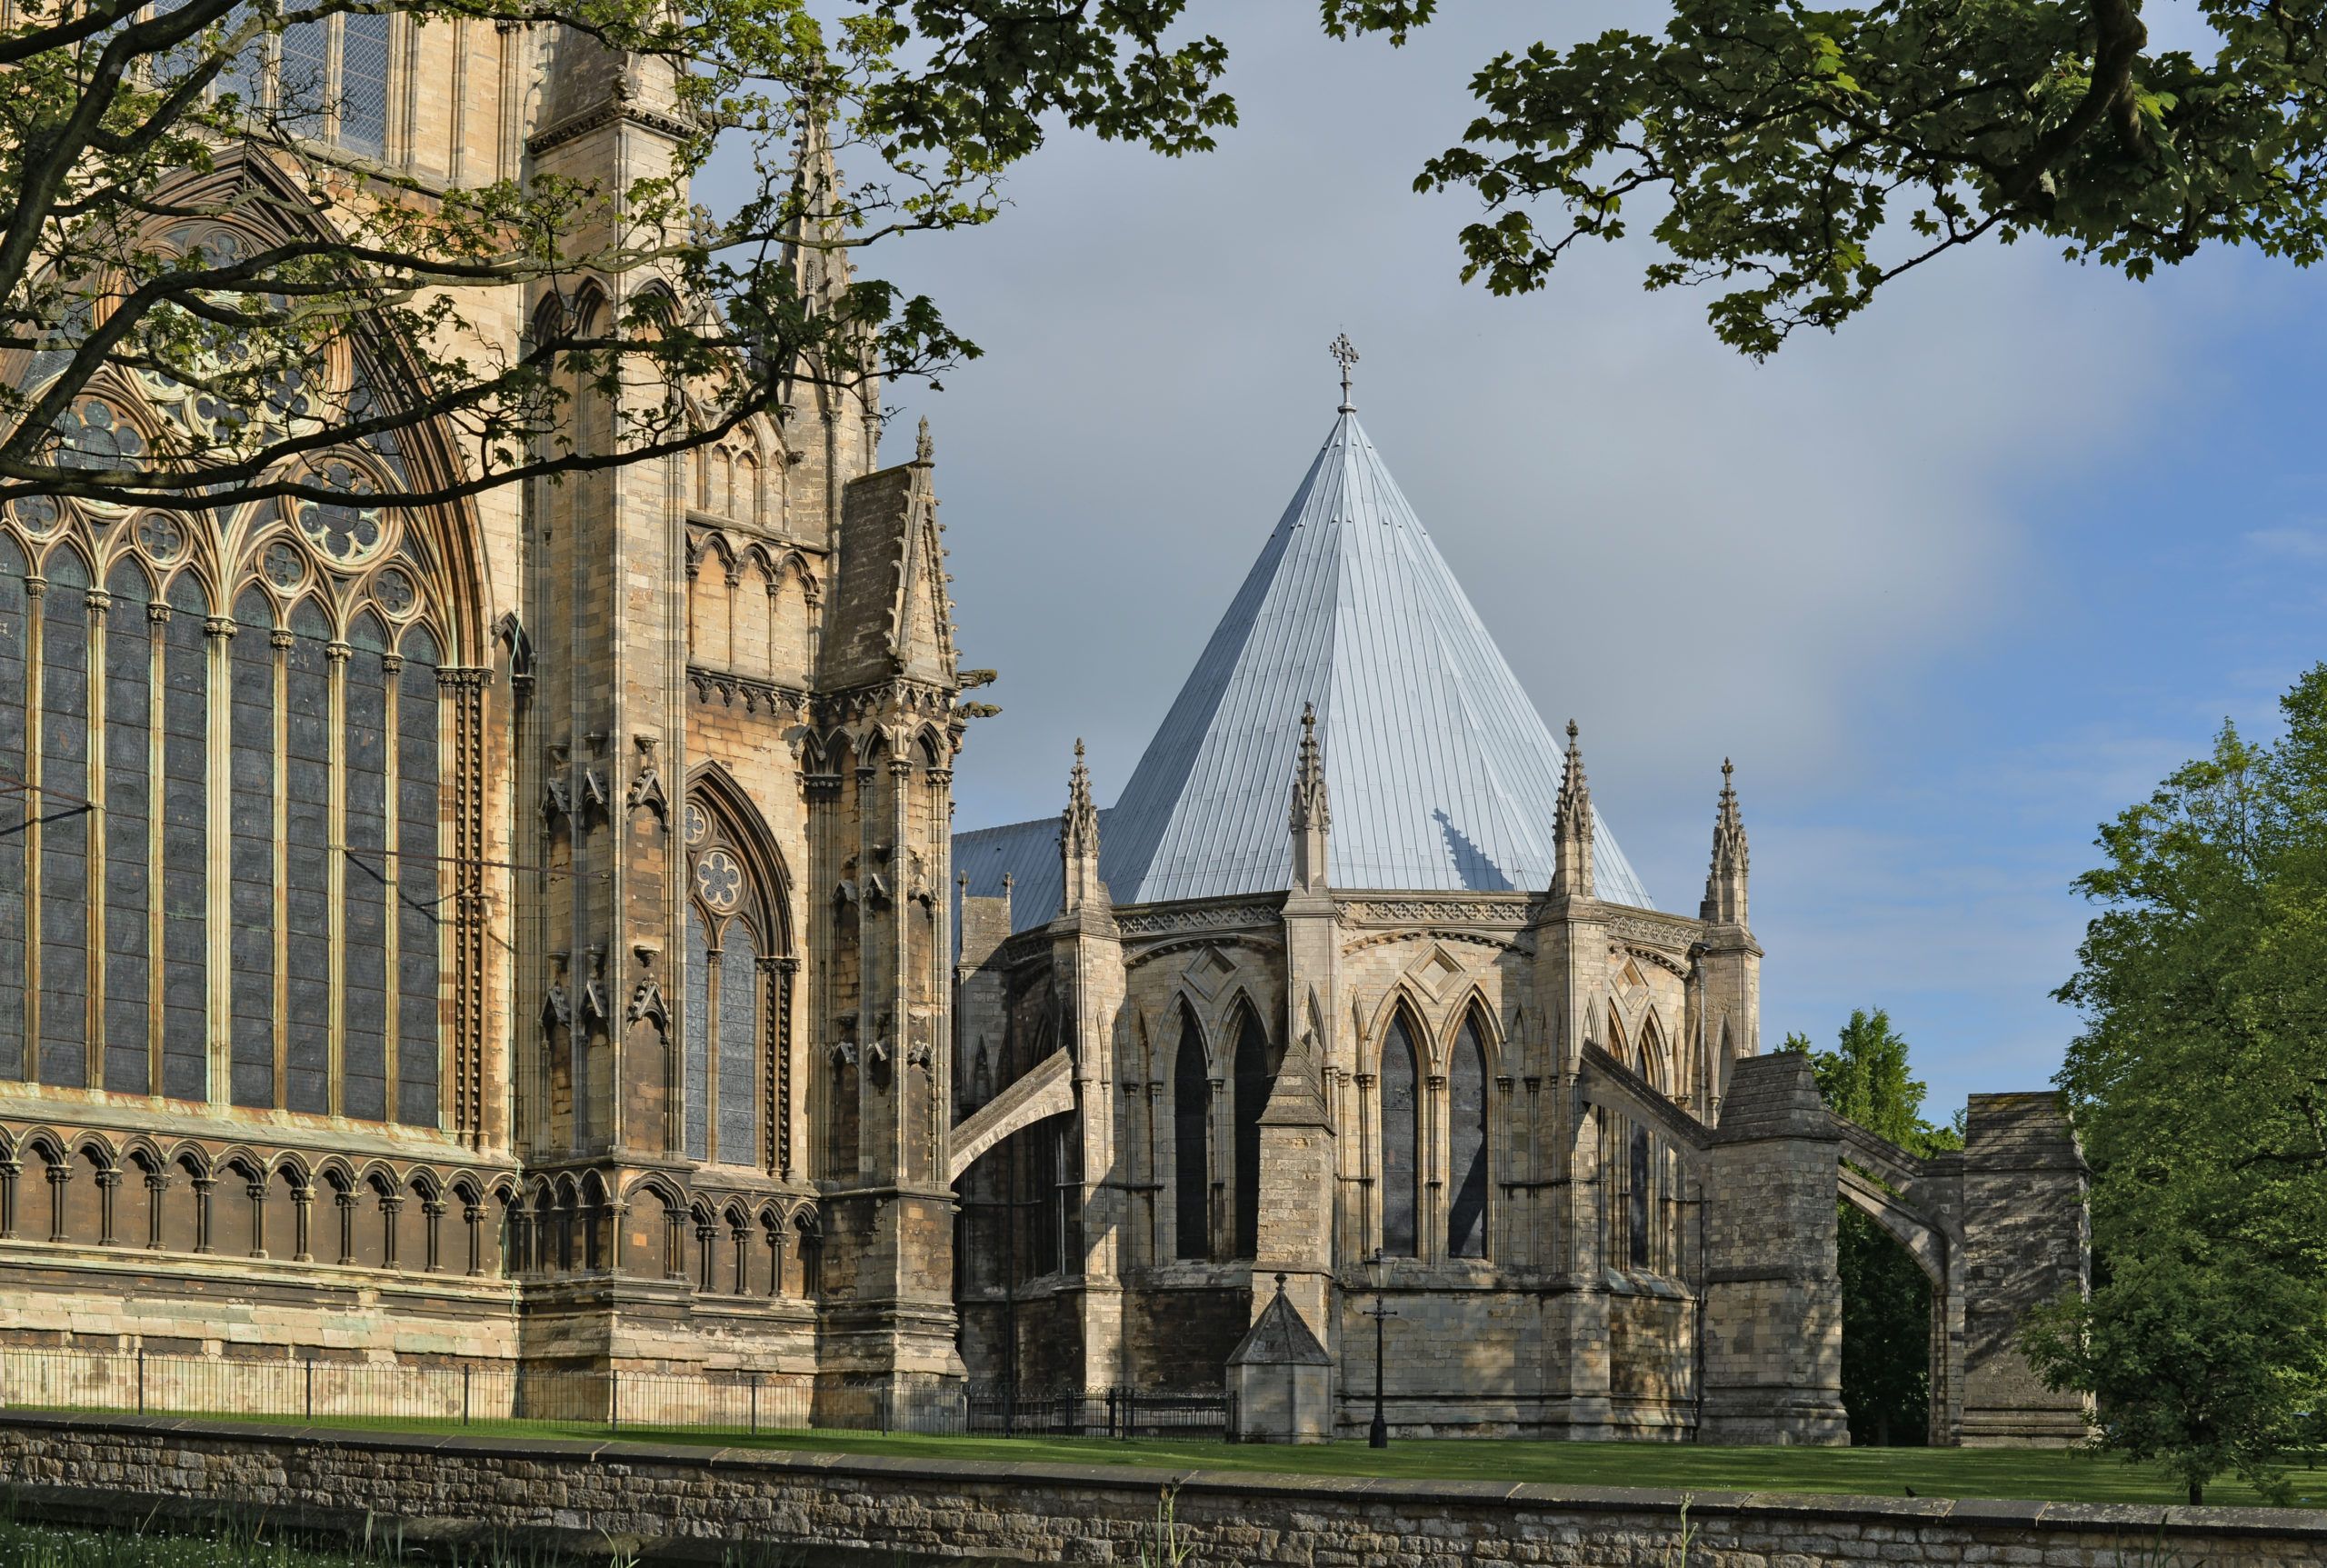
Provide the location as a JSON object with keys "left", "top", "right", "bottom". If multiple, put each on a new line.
{"left": 80, "top": 1410, "right": 2323, "bottom": 1508}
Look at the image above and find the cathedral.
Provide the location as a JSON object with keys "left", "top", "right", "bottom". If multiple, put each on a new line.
{"left": 0, "top": 24, "right": 2088, "bottom": 1446}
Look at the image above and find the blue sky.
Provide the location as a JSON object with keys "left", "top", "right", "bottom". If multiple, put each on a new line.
{"left": 779, "top": 5, "right": 2327, "bottom": 1118}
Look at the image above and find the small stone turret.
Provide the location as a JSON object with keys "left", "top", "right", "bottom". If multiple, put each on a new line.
{"left": 1701, "top": 758, "right": 1748, "bottom": 925}
{"left": 1552, "top": 720, "right": 1594, "bottom": 901}
{"left": 1288, "top": 703, "right": 1330, "bottom": 893}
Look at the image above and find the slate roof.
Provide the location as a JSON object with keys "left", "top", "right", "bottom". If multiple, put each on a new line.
{"left": 1227, "top": 1278, "right": 1333, "bottom": 1368}
{"left": 956, "top": 409, "right": 1653, "bottom": 934}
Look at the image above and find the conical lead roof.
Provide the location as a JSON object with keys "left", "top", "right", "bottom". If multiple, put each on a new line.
{"left": 954, "top": 410, "right": 1652, "bottom": 928}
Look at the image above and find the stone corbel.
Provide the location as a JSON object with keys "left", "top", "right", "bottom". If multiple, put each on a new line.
{"left": 627, "top": 979, "right": 669, "bottom": 1035}
{"left": 626, "top": 734, "right": 669, "bottom": 827}
{"left": 626, "top": 944, "right": 667, "bottom": 1035}
{"left": 831, "top": 1040, "right": 859, "bottom": 1070}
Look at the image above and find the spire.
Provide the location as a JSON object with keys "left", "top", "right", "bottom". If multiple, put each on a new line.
{"left": 1288, "top": 703, "right": 1331, "bottom": 892}
{"left": 1329, "top": 332, "right": 1359, "bottom": 414}
{"left": 782, "top": 104, "right": 850, "bottom": 315}
{"left": 1700, "top": 758, "right": 1749, "bottom": 925}
{"left": 1059, "top": 739, "right": 1106, "bottom": 914}
{"left": 1553, "top": 719, "right": 1595, "bottom": 901}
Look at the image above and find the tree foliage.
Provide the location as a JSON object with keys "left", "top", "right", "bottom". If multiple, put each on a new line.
{"left": 1784, "top": 1009, "right": 1960, "bottom": 1446}
{"left": 0, "top": 0, "right": 1234, "bottom": 512}
{"left": 2024, "top": 665, "right": 2327, "bottom": 1503}
{"left": 1323, "top": 0, "right": 2327, "bottom": 355}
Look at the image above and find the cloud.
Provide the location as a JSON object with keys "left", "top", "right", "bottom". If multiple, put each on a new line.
{"left": 861, "top": 5, "right": 2220, "bottom": 846}
{"left": 2244, "top": 525, "right": 2327, "bottom": 562}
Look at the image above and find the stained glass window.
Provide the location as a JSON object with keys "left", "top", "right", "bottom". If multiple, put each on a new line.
{"left": 102, "top": 564, "right": 153, "bottom": 1094}
{"left": 283, "top": 599, "right": 332, "bottom": 1114}
{"left": 1380, "top": 1013, "right": 1420, "bottom": 1258}
{"left": 1172, "top": 1004, "right": 1208, "bottom": 1261}
{"left": 717, "top": 923, "right": 759, "bottom": 1168}
{"left": 683, "top": 907, "right": 712, "bottom": 1162}
{"left": 1448, "top": 1014, "right": 1489, "bottom": 1259}
{"left": 343, "top": 613, "right": 390, "bottom": 1122}
{"left": 0, "top": 534, "right": 26, "bottom": 1079}
{"left": 158, "top": 575, "right": 207, "bottom": 1101}
{"left": 227, "top": 587, "right": 275, "bottom": 1108}
{"left": 394, "top": 626, "right": 438, "bottom": 1126}
{"left": 294, "top": 462, "right": 385, "bottom": 564}
{"left": 1231, "top": 1006, "right": 1272, "bottom": 1260}
{"left": 39, "top": 548, "right": 92, "bottom": 1089}
{"left": 1629, "top": 1126, "right": 1652, "bottom": 1270}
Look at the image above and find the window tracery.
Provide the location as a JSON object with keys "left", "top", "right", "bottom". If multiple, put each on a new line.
{"left": 679, "top": 784, "right": 791, "bottom": 1171}
{"left": 0, "top": 289, "right": 459, "bottom": 1123}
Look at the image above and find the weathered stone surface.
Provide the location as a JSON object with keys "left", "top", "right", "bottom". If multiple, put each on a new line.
{"left": 5, "top": 1413, "right": 2323, "bottom": 1568}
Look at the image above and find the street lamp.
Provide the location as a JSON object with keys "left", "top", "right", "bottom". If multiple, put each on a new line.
{"left": 1363, "top": 1248, "right": 1392, "bottom": 1449}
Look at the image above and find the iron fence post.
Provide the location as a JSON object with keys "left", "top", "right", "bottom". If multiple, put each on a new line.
{"left": 304, "top": 1357, "right": 314, "bottom": 1422}
{"left": 135, "top": 1349, "right": 145, "bottom": 1415}
{"left": 462, "top": 1364, "right": 472, "bottom": 1426}
{"left": 609, "top": 1371, "right": 619, "bottom": 1433}
{"left": 749, "top": 1373, "right": 759, "bottom": 1436}
{"left": 879, "top": 1387, "right": 890, "bottom": 1436}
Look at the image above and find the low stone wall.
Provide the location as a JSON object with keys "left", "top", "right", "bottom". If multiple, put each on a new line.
{"left": 2, "top": 1409, "right": 2323, "bottom": 1566}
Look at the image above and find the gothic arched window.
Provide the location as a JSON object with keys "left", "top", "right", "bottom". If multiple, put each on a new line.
{"left": 1380, "top": 1009, "right": 1422, "bottom": 1258}
{"left": 39, "top": 544, "right": 92, "bottom": 1088}
{"left": 1172, "top": 1002, "right": 1209, "bottom": 1261}
{"left": 1230, "top": 1003, "right": 1274, "bottom": 1261}
{"left": 0, "top": 532, "right": 25, "bottom": 1078}
{"left": 100, "top": 560, "right": 152, "bottom": 1094}
{"left": 679, "top": 782, "right": 792, "bottom": 1170}
{"left": 0, "top": 333, "right": 461, "bottom": 1125}
{"left": 1629, "top": 1125, "right": 1653, "bottom": 1270}
{"left": 1448, "top": 1010, "right": 1490, "bottom": 1259}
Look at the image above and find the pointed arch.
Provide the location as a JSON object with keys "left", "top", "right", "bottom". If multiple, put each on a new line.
{"left": 1638, "top": 1008, "right": 1670, "bottom": 1094}
{"left": 1229, "top": 995, "right": 1277, "bottom": 1261}
{"left": 681, "top": 763, "right": 793, "bottom": 1174}
{"left": 1448, "top": 1002, "right": 1492, "bottom": 1259}
{"left": 1379, "top": 1000, "right": 1424, "bottom": 1259}
{"left": 1171, "top": 997, "right": 1210, "bottom": 1262}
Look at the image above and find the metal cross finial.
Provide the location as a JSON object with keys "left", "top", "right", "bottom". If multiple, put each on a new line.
{"left": 1329, "top": 332, "right": 1359, "bottom": 411}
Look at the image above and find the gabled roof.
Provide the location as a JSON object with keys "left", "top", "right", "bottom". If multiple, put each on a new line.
{"left": 956, "top": 410, "right": 1652, "bottom": 933}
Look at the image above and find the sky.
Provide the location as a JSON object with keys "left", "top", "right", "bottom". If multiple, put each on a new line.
{"left": 774, "top": 4, "right": 2327, "bottom": 1119}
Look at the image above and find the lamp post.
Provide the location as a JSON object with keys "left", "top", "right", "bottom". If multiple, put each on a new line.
{"left": 1363, "top": 1248, "right": 1392, "bottom": 1449}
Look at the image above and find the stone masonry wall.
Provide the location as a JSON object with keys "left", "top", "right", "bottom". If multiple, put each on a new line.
{"left": 2, "top": 1412, "right": 2322, "bottom": 1568}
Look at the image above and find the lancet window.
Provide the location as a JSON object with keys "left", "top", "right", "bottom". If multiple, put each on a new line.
{"left": 1171, "top": 1002, "right": 1209, "bottom": 1261}
{"left": 1379, "top": 1010, "right": 1422, "bottom": 1258}
{"left": 679, "top": 785, "right": 792, "bottom": 1170}
{"left": 1229, "top": 1004, "right": 1279, "bottom": 1261}
{"left": 0, "top": 382, "right": 452, "bottom": 1121}
{"left": 1447, "top": 1010, "right": 1490, "bottom": 1259}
